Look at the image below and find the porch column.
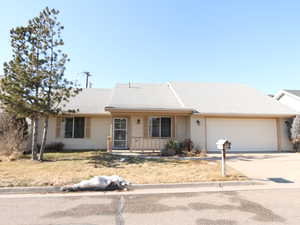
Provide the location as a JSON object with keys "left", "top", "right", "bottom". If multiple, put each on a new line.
{"left": 107, "top": 118, "right": 113, "bottom": 153}
{"left": 107, "top": 136, "right": 112, "bottom": 153}
{"left": 173, "top": 116, "right": 177, "bottom": 139}
{"left": 276, "top": 118, "right": 282, "bottom": 152}
{"left": 204, "top": 117, "right": 207, "bottom": 150}
{"left": 128, "top": 116, "right": 131, "bottom": 151}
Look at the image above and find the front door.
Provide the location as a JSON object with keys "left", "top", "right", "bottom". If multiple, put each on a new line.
{"left": 113, "top": 118, "right": 128, "bottom": 149}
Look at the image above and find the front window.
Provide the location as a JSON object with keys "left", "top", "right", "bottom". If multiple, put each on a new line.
{"left": 64, "top": 117, "right": 85, "bottom": 138}
{"left": 150, "top": 117, "right": 171, "bottom": 138}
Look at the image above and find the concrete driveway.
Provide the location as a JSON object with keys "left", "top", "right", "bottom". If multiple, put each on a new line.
{"left": 227, "top": 153, "right": 300, "bottom": 184}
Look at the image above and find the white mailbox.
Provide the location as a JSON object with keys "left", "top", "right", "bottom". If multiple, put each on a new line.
{"left": 216, "top": 139, "right": 231, "bottom": 177}
{"left": 216, "top": 139, "right": 231, "bottom": 150}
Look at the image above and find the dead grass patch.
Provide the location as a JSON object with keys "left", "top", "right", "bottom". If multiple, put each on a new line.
{"left": 0, "top": 150, "right": 246, "bottom": 187}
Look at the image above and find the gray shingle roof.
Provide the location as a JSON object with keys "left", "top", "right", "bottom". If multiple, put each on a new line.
{"left": 106, "top": 83, "right": 188, "bottom": 110}
{"left": 62, "top": 88, "right": 112, "bottom": 114}
{"left": 170, "top": 82, "right": 296, "bottom": 116}
{"left": 283, "top": 90, "right": 300, "bottom": 98}
{"left": 62, "top": 82, "right": 296, "bottom": 116}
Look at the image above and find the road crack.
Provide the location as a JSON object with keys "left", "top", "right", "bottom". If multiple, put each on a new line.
{"left": 115, "top": 195, "right": 125, "bottom": 225}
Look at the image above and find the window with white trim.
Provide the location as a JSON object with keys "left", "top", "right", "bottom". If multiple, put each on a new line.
{"left": 64, "top": 117, "right": 85, "bottom": 138}
{"left": 149, "top": 117, "right": 171, "bottom": 138}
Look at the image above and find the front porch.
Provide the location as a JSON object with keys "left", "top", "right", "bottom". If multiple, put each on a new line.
{"left": 106, "top": 113, "right": 191, "bottom": 152}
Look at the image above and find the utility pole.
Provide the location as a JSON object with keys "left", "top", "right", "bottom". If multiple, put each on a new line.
{"left": 83, "top": 72, "right": 91, "bottom": 88}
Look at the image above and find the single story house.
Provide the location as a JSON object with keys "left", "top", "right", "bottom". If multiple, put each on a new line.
{"left": 38, "top": 82, "right": 296, "bottom": 152}
{"left": 274, "top": 89, "right": 300, "bottom": 113}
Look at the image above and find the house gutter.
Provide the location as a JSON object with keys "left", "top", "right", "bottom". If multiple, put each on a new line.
{"left": 104, "top": 107, "right": 194, "bottom": 114}
{"left": 60, "top": 112, "right": 111, "bottom": 116}
{"left": 192, "top": 112, "right": 296, "bottom": 118}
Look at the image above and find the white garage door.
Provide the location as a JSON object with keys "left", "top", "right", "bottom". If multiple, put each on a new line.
{"left": 207, "top": 118, "right": 277, "bottom": 152}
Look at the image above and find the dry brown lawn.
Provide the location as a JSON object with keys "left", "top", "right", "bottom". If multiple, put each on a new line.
{"left": 0, "top": 151, "right": 246, "bottom": 187}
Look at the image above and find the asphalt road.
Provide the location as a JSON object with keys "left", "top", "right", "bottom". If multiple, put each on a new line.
{"left": 1, "top": 188, "right": 300, "bottom": 225}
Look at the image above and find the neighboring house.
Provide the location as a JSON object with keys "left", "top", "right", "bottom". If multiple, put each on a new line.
{"left": 38, "top": 82, "right": 296, "bottom": 152}
{"left": 274, "top": 90, "right": 300, "bottom": 113}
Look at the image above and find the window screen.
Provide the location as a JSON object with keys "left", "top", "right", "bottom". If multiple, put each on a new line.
{"left": 74, "top": 117, "right": 85, "bottom": 138}
{"left": 151, "top": 118, "right": 160, "bottom": 137}
{"left": 64, "top": 117, "right": 85, "bottom": 138}
{"left": 150, "top": 117, "right": 171, "bottom": 138}
{"left": 161, "top": 117, "right": 171, "bottom": 137}
{"left": 65, "top": 118, "right": 73, "bottom": 138}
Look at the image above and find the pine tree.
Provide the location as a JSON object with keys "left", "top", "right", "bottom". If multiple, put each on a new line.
{"left": 32, "top": 8, "right": 81, "bottom": 161}
{"left": 0, "top": 7, "right": 81, "bottom": 161}
{"left": 1, "top": 25, "right": 42, "bottom": 160}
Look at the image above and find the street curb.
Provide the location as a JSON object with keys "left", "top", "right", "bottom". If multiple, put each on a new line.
{"left": 131, "top": 180, "right": 262, "bottom": 190}
{"left": 0, "top": 180, "right": 262, "bottom": 194}
{"left": 0, "top": 186, "right": 61, "bottom": 194}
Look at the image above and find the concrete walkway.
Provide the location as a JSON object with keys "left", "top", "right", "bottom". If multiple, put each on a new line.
{"left": 227, "top": 152, "right": 300, "bottom": 184}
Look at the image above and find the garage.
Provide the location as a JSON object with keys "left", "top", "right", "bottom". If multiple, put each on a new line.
{"left": 206, "top": 118, "right": 278, "bottom": 152}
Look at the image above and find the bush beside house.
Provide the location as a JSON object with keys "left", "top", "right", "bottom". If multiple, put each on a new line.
{"left": 161, "top": 139, "right": 206, "bottom": 157}
{"left": 0, "top": 114, "right": 28, "bottom": 160}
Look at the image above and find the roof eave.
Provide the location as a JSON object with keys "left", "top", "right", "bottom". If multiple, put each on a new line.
{"left": 60, "top": 111, "right": 111, "bottom": 116}
{"left": 192, "top": 112, "right": 296, "bottom": 118}
{"left": 105, "top": 106, "right": 194, "bottom": 113}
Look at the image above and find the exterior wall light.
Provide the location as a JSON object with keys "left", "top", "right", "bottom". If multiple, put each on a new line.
{"left": 137, "top": 118, "right": 141, "bottom": 124}
{"left": 196, "top": 120, "right": 200, "bottom": 126}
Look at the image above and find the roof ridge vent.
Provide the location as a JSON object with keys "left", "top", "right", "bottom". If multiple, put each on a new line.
{"left": 167, "top": 82, "right": 185, "bottom": 108}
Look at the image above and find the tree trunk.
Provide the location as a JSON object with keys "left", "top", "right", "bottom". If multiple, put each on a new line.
{"left": 38, "top": 116, "right": 49, "bottom": 161}
{"left": 31, "top": 118, "right": 38, "bottom": 160}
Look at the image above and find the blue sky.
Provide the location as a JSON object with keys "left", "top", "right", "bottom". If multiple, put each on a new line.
{"left": 1, "top": 0, "right": 300, "bottom": 94}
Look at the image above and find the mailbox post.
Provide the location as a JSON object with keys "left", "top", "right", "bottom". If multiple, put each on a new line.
{"left": 216, "top": 139, "right": 231, "bottom": 177}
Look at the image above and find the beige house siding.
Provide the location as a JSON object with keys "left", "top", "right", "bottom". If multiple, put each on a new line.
{"left": 190, "top": 116, "right": 206, "bottom": 150}
{"left": 186, "top": 116, "right": 191, "bottom": 140}
{"left": 131, "top": 116, "right": 143, "bottom": 138}
{"left": 175, "top": 116, "right": 189, "bottom": 141}
{"left": 37, "top": 116, "right": 111, "bottom": 150}
{"left": 278, "top": 118, "right": 293, "bottom": 151}
{"left": 37, "top": 114, "right": 293, "bottom": 152}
